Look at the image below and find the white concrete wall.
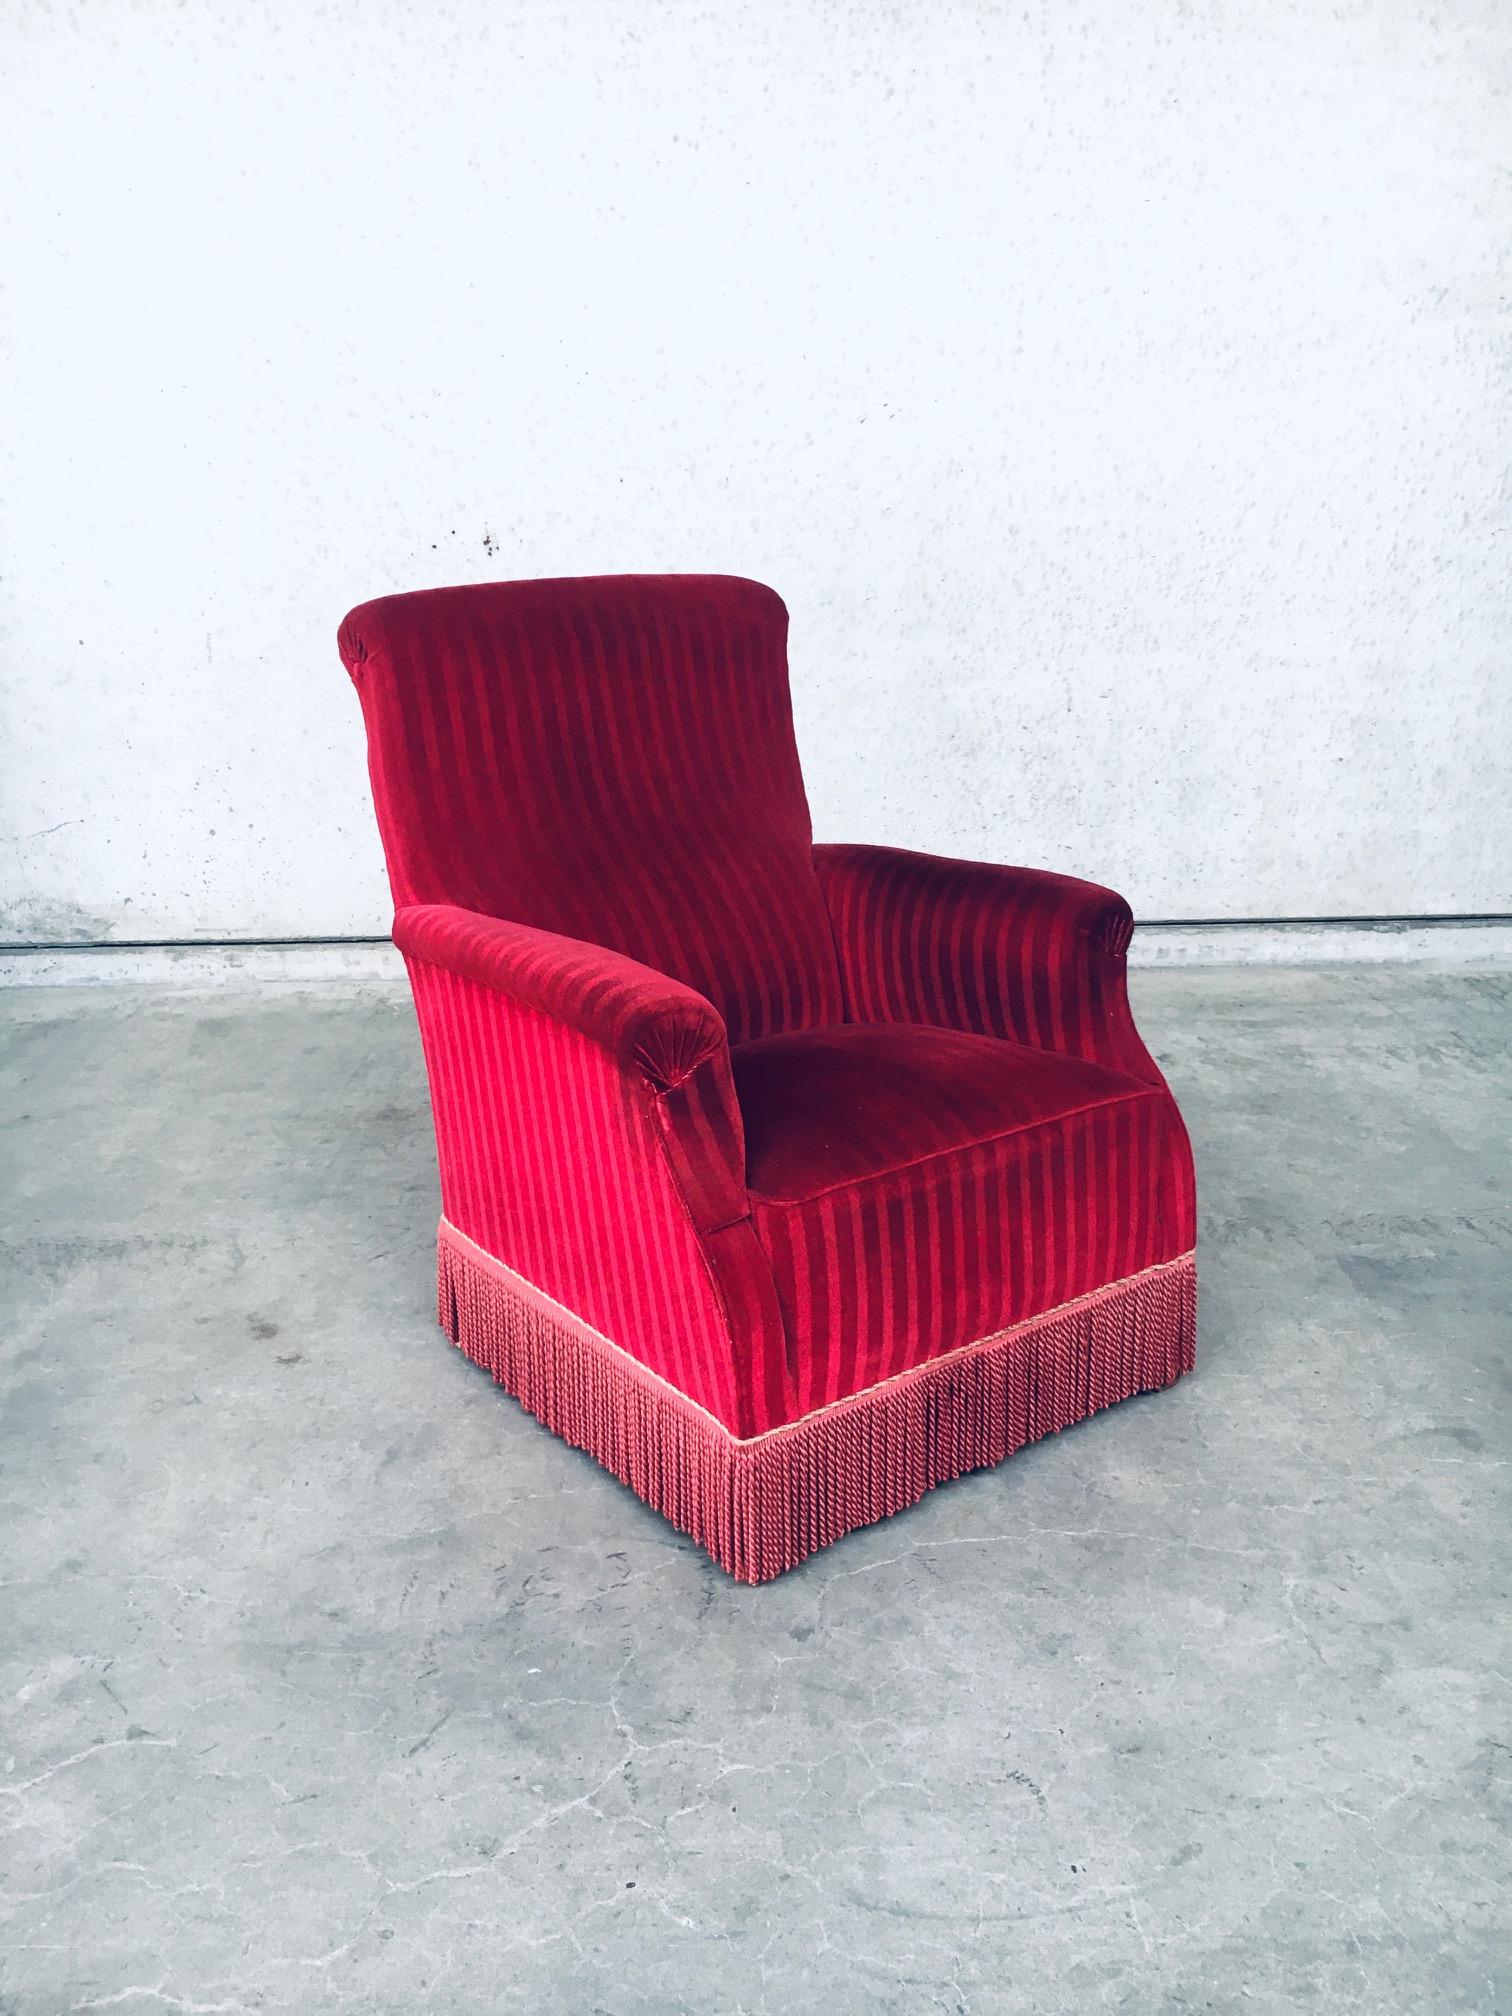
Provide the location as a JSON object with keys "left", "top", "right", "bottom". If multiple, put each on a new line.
{"left": 4, "top": 0, "right": 1510, "bottom": 944}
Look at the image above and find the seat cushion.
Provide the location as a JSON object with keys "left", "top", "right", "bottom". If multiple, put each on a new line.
{"left": 730, "top": 1022, "right": 1193, "bottom": 1412}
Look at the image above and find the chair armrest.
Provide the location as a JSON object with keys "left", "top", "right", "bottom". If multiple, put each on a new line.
{"left": 394, "top": 903, "right": 750, "bottom": 1234}
{"left": 812, "top": 844, "right": 1161, "bottom": 1084}
{"left": 395, "top": 905, "right": 793, "bottom": 1434}
{"left": 393, "top": 904, "right": 728, "bottom": 1094}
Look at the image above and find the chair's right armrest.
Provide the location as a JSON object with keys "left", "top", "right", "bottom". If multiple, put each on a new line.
{"left": 393, "top": 905, "right": 791, "bottom": 1436}
{"left": 393, "top": 905, "right": 729, "bottom": 1095}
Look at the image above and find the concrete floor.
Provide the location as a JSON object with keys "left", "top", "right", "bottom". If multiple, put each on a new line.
{"left": 1, "top": 968, "right": 1509, "bottom": 2015}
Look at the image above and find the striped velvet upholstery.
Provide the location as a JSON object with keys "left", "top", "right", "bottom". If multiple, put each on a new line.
{"left": 808, "top": 840, "right": 1199, "bottom": 1308}
{"left": 395, "top": 902, "right": 792, "bottom": 1436}
{"left": 813, "top": 843, "right": 1162, "bottom": 1080}
{"left": 734, "top": 1023, "right": 1191, "bottom": 1412}
{"left": 340, "top": 574, "right": 1197, "bottom": 1560}
{"left": 340, "top": 575, "right": 841, "bottom": 1045}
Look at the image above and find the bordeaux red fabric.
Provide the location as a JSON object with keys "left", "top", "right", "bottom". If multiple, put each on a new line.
{"left": 813, "top": 842, "right": 1160, "bottom": 1081}
{"left": 730, "top": 1021, "right": 1152, "bottom": 1201}
{"left": 342, "top": 574, "right": 1197, "bottom": 1472}
{"left": 394, "top": 904, "right": 734, "bottom": 1099}
{"left": 735, "top": 1026, "right": 1188, "bottom": 1413}
{"left": 438, "top": 1222, "right": 1197, "bottom": 1582}
{"left": 809, "top": 842, "right": 1199, "bottom": 1292}
{"left": 402, "top": 950, "right": 791, "bottom": 1436}
{"left": 340, "top": 576, "right": 842, "bottom": 1045}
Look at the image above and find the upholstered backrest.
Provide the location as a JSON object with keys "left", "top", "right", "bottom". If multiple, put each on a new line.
{"left": 339, "top": 574, "right": 843, "bottom": 1043}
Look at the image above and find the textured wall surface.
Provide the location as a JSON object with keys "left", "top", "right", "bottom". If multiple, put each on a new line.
{"left": 3, "top": 0, "right": 1510, "bottom": 941}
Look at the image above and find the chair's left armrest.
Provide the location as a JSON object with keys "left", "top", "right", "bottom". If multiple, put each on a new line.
{"left": 813, "top": 843, "right": 1163, "bottom": 1084}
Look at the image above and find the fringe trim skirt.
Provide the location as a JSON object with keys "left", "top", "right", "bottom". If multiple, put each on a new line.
{"left": 436, "top": 1219, "right": 1196, "bottom": 1584}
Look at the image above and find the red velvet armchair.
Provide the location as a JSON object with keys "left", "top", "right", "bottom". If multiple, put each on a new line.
{"left": 339, "top": 575, "right": 1195, "bottom": 1580}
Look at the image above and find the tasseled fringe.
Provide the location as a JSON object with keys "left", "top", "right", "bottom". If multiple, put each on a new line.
{"left": 436, "top": 1220, "right": 1196, "bottom": 1584}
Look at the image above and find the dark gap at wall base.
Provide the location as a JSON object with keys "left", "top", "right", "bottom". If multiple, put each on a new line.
{"left": 5, "top": 916, "right": 1512, "bottom": 955}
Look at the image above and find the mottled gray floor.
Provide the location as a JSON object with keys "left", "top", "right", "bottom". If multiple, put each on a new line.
{"left": 1, "top": 968, "right": 1509, "bottom": 2015}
